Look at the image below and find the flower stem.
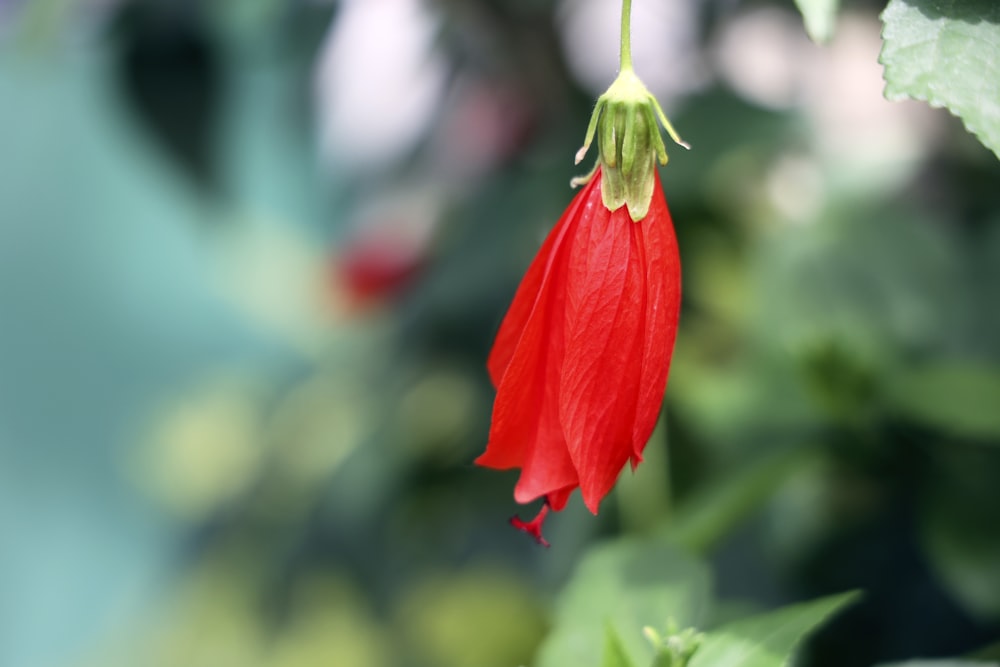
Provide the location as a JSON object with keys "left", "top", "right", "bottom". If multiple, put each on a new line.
{"left": 619, "top": 0, "right": 633, "bottom": 73}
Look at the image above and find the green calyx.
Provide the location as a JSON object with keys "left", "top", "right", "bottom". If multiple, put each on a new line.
{"left": 572, "top": 69, "right": 689, "bottom": 221}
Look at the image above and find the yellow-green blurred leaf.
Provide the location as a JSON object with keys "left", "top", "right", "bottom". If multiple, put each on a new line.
{"left": 884, "top": 363, "right": 1000, "bottom": 439}
{"left": 601, "top": 625, "right": 636, "bottom": 667}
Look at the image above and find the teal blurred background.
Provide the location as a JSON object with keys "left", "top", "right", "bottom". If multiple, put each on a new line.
{"left": 1, "top": 1, "right": 999, "bottom": 666}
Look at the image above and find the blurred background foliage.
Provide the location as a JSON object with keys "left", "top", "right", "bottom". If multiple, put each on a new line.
{"left": 1, "top": 1, "right": 999, "bottom": 666}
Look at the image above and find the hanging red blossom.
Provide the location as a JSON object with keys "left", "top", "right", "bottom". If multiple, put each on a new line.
{"left": 475, "top": 166, "right": 681, "bottom": 545}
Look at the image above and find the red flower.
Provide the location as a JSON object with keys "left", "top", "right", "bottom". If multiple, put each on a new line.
{"left": 476, "top": 166, "right": 681, "bottom": 544}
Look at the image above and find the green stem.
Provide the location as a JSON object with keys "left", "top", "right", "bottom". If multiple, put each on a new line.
{"left": 619, "top": 0, "right": 633, "bottom": 73}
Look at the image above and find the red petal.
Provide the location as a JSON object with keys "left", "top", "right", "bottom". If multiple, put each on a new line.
{"left": 476, "top": 185, "right": 593, "bottom": 503}
{"left": 487, "top": 188, "right": 590, "bottom": 387}
{"left": 629, "top": 173, "right": 682, "bottom": 464}
{"left": 559, "top": 184, "right": 649, "bottom": 514}
{"left": 545, "top": 487, "right": 574, "bottom": 511}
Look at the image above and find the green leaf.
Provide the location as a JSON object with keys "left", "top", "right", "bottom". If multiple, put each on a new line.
{"left": 793, "top": 0, "right": 841, "bottom": 43}
{"left": 883, "top": 363, "right": 1000, "bottom": 439}
{"left": 687, "top": 592, "right": 859, "bottom": 667}
{"left": 880, "top": 0, "right": 1000, "bottom": 159}
{"left": 535, "top": 537, "right": 711, "bottom": 667}
{"left": 601, "top": 625, "right": 637, "bottom": 667}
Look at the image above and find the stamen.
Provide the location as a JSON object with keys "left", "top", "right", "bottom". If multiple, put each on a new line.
{"left": 509, "top": 502, "right": 551, "bottom": 547}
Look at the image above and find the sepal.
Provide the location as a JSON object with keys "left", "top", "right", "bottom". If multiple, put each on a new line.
{"left": 574, "top": 69, "right": 688, "bottom": 221}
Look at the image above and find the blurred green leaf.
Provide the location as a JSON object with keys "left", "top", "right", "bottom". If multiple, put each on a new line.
{"left": 924, "top": 522, "right": 1000, "bottom": 620}
{"left": 920, "top": 442, "right": 1000, "bottom": 619}
{"left": 793, "top": 0, "right": 841, "bottom": 43}
{"left": 687, "top": 592, "right": 859, "bottom": 667}
{"left": 880, "top": 0, "right": 1000, "bottom": 159}
{"left": 668, "top": 447, "right": 819, "bottom": 555}
{"left": 884, "top": 363, "right": 1000, "bottom": 439}
{"left": 756, "top": 204, "right": 961, "bottom": 364}
{"left": 601, "top": 626, "right": 637, "bottom": 667}
{"left": 535, "top": 537, "right": 711, "bottom": 667}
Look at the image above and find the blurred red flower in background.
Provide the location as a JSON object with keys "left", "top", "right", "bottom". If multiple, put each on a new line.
{"left": 476, "top": 167, "right": 681, "bottom": 545}
{"left": 335, "top": 230, "right": 426, "bottom": 305}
